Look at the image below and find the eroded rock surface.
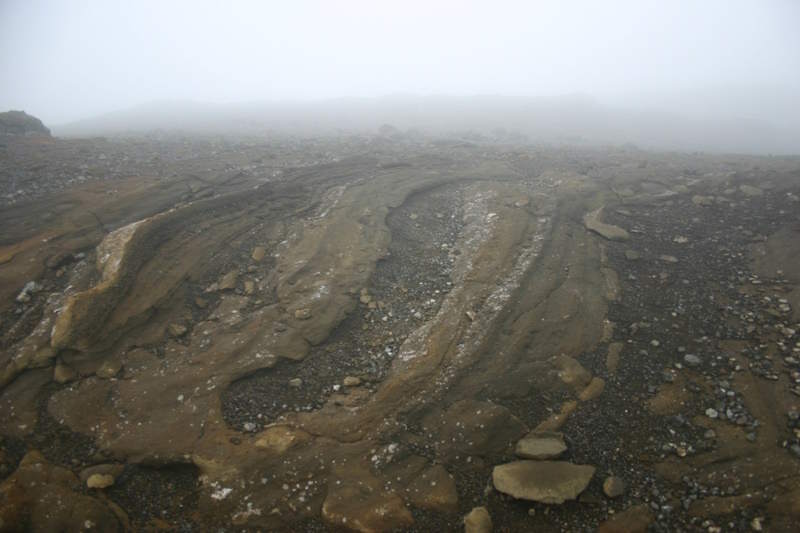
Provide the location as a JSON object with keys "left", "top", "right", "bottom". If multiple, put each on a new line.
{"left": 2, "top": 134, "right": 799, "bottom": 531}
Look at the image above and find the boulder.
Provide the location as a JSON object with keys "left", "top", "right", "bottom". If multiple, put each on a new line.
{"left": 492, "top": 460, "right": 595, "bottom": 504}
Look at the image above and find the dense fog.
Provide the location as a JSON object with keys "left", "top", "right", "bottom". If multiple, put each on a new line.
{"left": 1, "top": 0, "right": 799, "bottom": 153}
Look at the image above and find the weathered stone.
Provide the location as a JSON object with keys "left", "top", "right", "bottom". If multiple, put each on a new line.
{"left": 322, "top": 469, "right": 414, "bottom": 532}
{"left": 294, "top": 308, "right": 312, "bottom": 320}
{"left": 603, "top": 476, "right": 625, "bottom": 498}
{"left": 606, "top": 342, "right": 623, "bottom": 374}
{"left": 96, "top": 358, "right": 122, "bottom": 379}
{"left": 739, "top": 184, "right": 763, "bottom": 197}
{"left": 584, "top": 208, "right": 629, "bottom": 241}
{"left": 218, "top": 270, "right": 238, "bottom": 290}
{"left": 597, "top": 504, "right": 654, "bottom": 533}
{"left": 535, "top": 400, "right": 577, "bottom": 432}
{"left": 624, "top": 250, "right": 640, "bottom": 260}
{"left": 0, "top": 451, "right": 124, "bottom": 531}
{"left": 243, "top": 280, "right": 255, "bottom": 295}
{"left": 53, "top": 361, "right": 77, "bottom": 384}
{"left": 251, "top": 246, "right": 266, "bottom": 261}
{"left": 515, "top": 431, "right": 567, "bottom": 460}
{"left": 423, "top": 400, "right": 528, "bottom": 459}
{"left": 406, "top": 464, "right": 458, "bottom": 513}
{"left": 492, "top": 460, "right": 595, "bottom": 504}
{"left": 168, "top": 323, "right": 188, "bottom": 337}
{"left": 555, "top": 354, "right": 592, "bottom": 391}
{"left": 579, "top": 377, "right": 605, "bottom": 401}
{"left": 343, "top": 376, "right": 361, "bottom": 387}
{"left": 683, "top": 354, "right": 701, "bottom": 366}
{"left": 691, "top": 195, "right": 713, "bottom": 206}
{"left": 464, "top": 506, "right": 492, "bottom": 533}
{"left": 86, "top": 473, "right": 115, "bottom": 489}
{"left": 254, "top": 426, "right": 310, "bottom": 455}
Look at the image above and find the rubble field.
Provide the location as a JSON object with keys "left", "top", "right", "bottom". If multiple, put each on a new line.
{"left": 1, "top": 133, "right": 799, "bottom": 532}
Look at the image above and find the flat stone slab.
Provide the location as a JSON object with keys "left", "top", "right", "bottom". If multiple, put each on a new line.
{"left": 515, "top": 431, "right": 567, "bottom": 459}
{"left": 492, "top": 460, "right": 595, "bottom": 504}
{"left": 583, "top": 208, "right": 630, "bottom": 241}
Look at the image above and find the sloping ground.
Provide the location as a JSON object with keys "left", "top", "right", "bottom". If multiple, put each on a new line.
{"left": 1, "top": 136, "right": 799, "bottom": 531}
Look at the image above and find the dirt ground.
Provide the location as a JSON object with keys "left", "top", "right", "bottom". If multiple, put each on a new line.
{"left": 1, "top": 133, "right": 799, "bottom": 532}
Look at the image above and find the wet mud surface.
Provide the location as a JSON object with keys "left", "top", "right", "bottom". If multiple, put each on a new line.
{"left": 1, "top": 134, "right": 799, "bottom": 532}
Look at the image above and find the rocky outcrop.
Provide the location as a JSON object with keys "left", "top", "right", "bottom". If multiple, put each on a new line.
{"left": 0, "top": 110, "right": 50, "bottom": 136}
{"left": 0, "top": 451, "right": 126, "bottom": 531}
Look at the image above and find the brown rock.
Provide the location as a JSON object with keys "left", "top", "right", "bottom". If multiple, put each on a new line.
{"left": 254, "top": 426, "right": 310, "bottom": 455}
{"left": 86, "top": 473, "right": 115, "bottom": 489}
{"left": 251, "top": 246, "right": 266, "bottom": 261}
{"left": 603, "top": 476, "right": 625, "bottom": 498}
{"left": 294, "top": 308, "right": 312, "bottom": 320}
{"left": 322, "top": 469, "right": 414, "bottom": 532}
{"left": 423, "top": 399, "right": 528, "bottom": 459}
{"left": 597, "top": 504, "right": 654, "bottom": 533}
{"left": 515, "top": 431, "right": 567, "bottom": 460}
{"left": 243, "top": 280, "right": 255, "bottom": 295}
{"left": 96, "top": 358, "right": 122, "bottom": 379}
{"left": 492, "top": 460, "right": 595, "bottom": 504}
{"left": 464, "top": 506, "right": 492, "bottom": 533}
{"left": 343, "top": 376, "right": 361, "bottom": 387}
{"left": 406, "top": 464, "right": 458, "bottom": 513}
{"left": 579, "top": 377, "right": 605, "bottom": 401}
{"left": 0, "top": 451, "right": 124, "bottom": 531}
{"left": 584, "top": 208, "right": 630, "bottom": 241}
{"left": 168, "top": 323, "right": 188, "bottom": 337}
{"left": 555, "top": 354, "right": 592, "bottom": 391}
{"left": 53, "top": 360, "right": 77, "bottom": 384}
{"left": 79, "top": 464, "right": 125, "bottom": 484}
{"left": 691, "top": 195, "right": 713, "bottom": 206}
{"left": 219, "top": 270, "right": 238, "bottom": 290}
{"left": 606, "top": 342, "right": 623, "bottom": 374}
{"left": 535, "top": 400, "right": 577, "bottom": 432}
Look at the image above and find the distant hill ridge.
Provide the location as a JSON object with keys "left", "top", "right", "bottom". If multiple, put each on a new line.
{"left": 0, "top": 110, "right": 51, "bottom": 137}
{"left": 55, "top": 95, "right": 800, "bottom": 155}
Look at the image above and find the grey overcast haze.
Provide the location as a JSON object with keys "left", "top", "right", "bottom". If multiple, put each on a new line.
{"left": 1, "top": 0, "right": 799, "bottom": 151}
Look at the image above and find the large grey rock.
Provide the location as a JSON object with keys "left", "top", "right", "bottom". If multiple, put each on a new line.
{"left": 492, "top": 460, "right": 595, "bottom": 504}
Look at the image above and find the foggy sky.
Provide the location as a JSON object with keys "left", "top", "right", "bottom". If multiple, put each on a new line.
{"left": 1, "top": 0, "right": 799, "bottom": 127}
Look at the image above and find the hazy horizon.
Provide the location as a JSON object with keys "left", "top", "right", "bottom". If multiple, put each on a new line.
{"left": 2, "top": 0, "right": 800, "bottom": 153}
